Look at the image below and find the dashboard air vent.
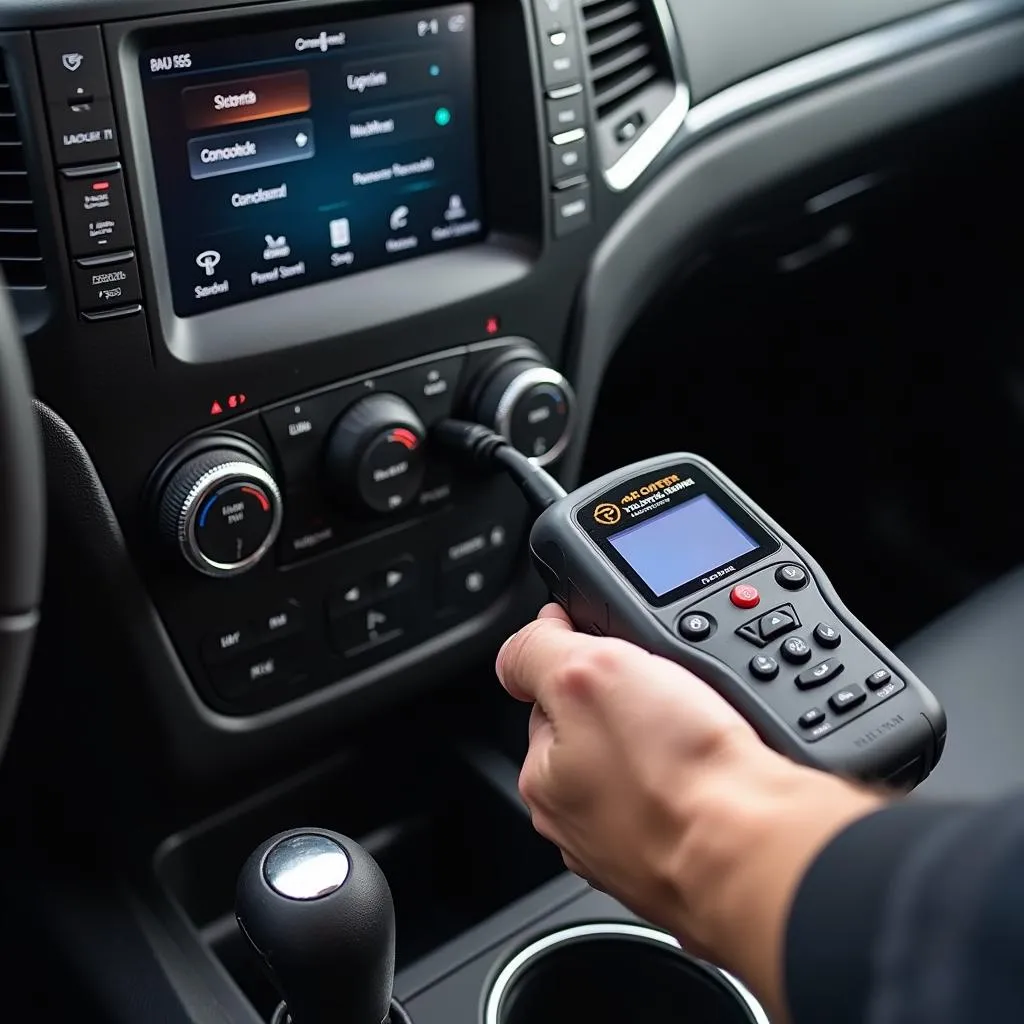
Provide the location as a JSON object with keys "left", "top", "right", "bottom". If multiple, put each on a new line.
{"left": 0, "top": 52, "right": 45, "bottom": 289}
{"left": 580, "top": 0, "right": 673, "bottom": 121}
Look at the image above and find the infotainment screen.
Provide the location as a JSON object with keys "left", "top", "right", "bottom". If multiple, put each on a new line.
{"left": 139, "top": 5, "right": 484, "bottom": 317}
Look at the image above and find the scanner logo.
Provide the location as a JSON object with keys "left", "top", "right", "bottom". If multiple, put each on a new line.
{"left": 594, "top": 503, "right": 621, "bottom": 526}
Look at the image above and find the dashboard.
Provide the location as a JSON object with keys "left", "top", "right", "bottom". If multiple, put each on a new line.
{"left": 1, "top": 0, "right": 1023, "bottom": 781}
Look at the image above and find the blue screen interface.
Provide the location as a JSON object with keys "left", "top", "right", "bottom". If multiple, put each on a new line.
{"left": 140, "top": 5, "right": 482, "bottom": 316}
{"left": 608, "top": 494, "right": 759, "bottom": 597}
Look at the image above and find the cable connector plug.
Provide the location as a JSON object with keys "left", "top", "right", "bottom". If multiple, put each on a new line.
{"left": 432, "top": 420, "right": 567, "bottom": 513}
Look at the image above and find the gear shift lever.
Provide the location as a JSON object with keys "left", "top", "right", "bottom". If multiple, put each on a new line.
{"left": 236, "top": 829, "right": 397, "bottom": 1024}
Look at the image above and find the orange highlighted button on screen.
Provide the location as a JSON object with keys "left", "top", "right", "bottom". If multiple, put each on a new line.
{"left": 183, "top": 70, "right": 311, "bottom": 131}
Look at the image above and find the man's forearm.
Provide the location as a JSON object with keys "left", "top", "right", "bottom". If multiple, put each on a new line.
{"left": 669, "top": 748, "right": 885, "bottom": 1022}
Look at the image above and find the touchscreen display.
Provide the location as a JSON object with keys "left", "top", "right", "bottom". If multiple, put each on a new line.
{"left": 608, "top": 494, "right": 759, "bottom": 598}
{"left": 139, "top": 5, "right": 484, "bottom": 317}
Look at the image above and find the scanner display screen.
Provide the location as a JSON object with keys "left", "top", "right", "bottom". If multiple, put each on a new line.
{"left": 608, "top": 494, "right": 759, "bottom": 598}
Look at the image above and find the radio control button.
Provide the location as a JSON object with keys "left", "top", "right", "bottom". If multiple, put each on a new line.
{"left": 758, "top": 607, "right": 798, "bottom": 641}
{"left": 60, "top": 163, "right": 134, "bottom": 256}
{"left": 264, "top": 390, "right": 350, "bottom": 486}
{"left": 781, "top": 636, "right": 813, "bottom": 664}
{"left": 72, "top": 250, "right": 141, "bottom": 312}
{"left": 750, "top": 655, "right": 779, "bottom": 681}
{"left": 213, "top": 642, "right": 304, "bottom": 702}
{"left": 798, "top": 708, "right": 827, "bottom": 730}
{"left": 867, "top": 669, "right": 893, "bottom": 691}
{"left": 256, "top": 601, "right": 304, "bottom": 644}
{"left": 730, "top": 584, "right": 760, "bottom": 609}
{"left": 678, "top": 613, "right": 713, "bottom": 642}
{"left": 329, "top": 598, "right": 408, "bottom": 658}
{"left": 549, "top": 137, "right": 589, "bottom": 186}
{"left": 796, "top": 658, "right": 844, "bottom": 691}
{"left": 202, "top": 625, "right": 254, "bottom": 666}
{"left": 552, "top": 183, "right": 592, "bottom": 237}
{"left": 829, "top": 684, "right": 867, "bottom": 714}
{"left": 546, "top": 92, "right": 586, "bottom": 137}
{"left": 776, "top": 564, "right": 808, "bottom": 590}
{"left": 814, "top": 623, "right": 842, "bottom": 649}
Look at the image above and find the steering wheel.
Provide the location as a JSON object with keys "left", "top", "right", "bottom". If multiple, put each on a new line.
{"left": 0, "top": 274, "right": 44, "bottom": 758}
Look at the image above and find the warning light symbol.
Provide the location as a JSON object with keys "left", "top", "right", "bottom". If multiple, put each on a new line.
{"left": 228, "top": 394, "right": 247, "bottom": 409}
{"left": 210, "top": 401, "right": 224, "bottom": 416}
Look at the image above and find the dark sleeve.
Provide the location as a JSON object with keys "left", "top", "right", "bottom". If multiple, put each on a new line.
{"left": 786, "top": 795, "right": 1024, "bottom": 1024}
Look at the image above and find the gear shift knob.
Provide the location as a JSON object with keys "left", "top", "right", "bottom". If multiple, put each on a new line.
{"left": 236, "top": 829, "right": 396, "bottom": 1024}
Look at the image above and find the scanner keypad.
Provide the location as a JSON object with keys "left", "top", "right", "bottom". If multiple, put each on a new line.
{"left": 675, "top": 562, "right": 906, "bottom": 743}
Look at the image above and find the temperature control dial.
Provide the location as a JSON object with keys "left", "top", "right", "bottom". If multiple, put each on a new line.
{"left": 324, "top": 394, "right": 427, "bottom": 514}
{"left": 475, "top": 357, "right": 576, "bottom": 467}
{"left": 158, "top": 448, "right": 283, "bottom": 578}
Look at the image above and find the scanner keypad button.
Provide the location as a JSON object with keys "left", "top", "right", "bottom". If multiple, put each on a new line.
{"left": 750, "top": 655, "right": 779, "bottom": 681}
{"left": 781, "top": 636, "right": 812, "bottom": 664}
{"left": 796, "top": 658, "right": 844, "bottom": 690}
{"left": 679, "top": 613, "right": 713, "bottom": 641}
{"left": 814, "top": 623, "right": 841, "bottom": 648}
{"left": 758, "top": 608, "right": 798, "bottom": 641}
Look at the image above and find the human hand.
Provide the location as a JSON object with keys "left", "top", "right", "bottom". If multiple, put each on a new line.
{"left": 496, "top": 604, "right": 884, "bottom": 1017}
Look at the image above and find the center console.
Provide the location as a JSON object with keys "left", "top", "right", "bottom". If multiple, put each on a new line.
{"left": 4, "top": 0, "right": 674, "bottom": 737}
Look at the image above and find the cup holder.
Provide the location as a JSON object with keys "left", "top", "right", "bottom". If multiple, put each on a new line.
{"left": 484, "top": 923, "right": 768, "bottom": 1024}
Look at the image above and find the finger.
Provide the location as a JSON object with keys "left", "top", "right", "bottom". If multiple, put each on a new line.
{"left": 537, "top": 602, "right": 573, "bottom": 624}
{"left": 496, "top": 613, "right": 580, "bottom": 702}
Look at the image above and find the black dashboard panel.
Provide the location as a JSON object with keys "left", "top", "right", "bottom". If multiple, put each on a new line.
{"left": 672, "top": 0, "right": 957, "bottom": 102}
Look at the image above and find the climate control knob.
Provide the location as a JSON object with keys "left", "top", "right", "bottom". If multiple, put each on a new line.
{"left": 324, "top": 394, "right": 427, "bottom": 515}
{"left": 158, "top": 448, "right": 283, "bottom": 578}
{"left": 475, "top": 357, "right": 576, "bottom": 467}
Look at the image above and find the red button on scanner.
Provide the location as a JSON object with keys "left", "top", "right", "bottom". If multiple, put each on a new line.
{"left": 730, "top": 584, "right": 761, "bottom": 609}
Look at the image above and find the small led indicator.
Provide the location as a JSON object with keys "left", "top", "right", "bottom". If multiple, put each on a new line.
{"left": 92, "top": 180, "right": 110, "bottom": 191}
{"left": 434, "top": 107, "right": 452, "bottom": 127}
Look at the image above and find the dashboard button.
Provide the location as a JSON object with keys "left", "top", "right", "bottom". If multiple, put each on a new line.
{"left": 546, "top": 92, "right": 586, "bottom": 136}
{"left": 441, "top": 554, "right": 510, "bottom": 609}
{"left": 214, "top": 643, "right": 303, "bottom": 702}
{"left": 538, "top": 30, "right": 583, "bottom": 89}
{"left": 263, "top": 390, "right": 351, "bottom": 486}
{"left": 256, "top": 601, "right": 304, "bottom": 643}
{"left": 776, "top": 564, "right": 808, "bottom": 590}
{"left": 549, "top": 137, "right": 589, "bottom": 185}
{"left": 201, "top": 626, "right": 254, "bottom": 666}
{"left": 552, "top": 183, "right": 592, "bottom": 237}
{"left": 371, "top": 557, "right": 418, "bottom": 599}
{"left": 330, "top": 598, "right": 408, "bottom": 657}
{"left": 60, "top": 163, "right": 134, "bottom": 256}
{"left": 443, "top": 522, "right": 510, "bottom": 567}
{"left": 382, "top": 354, "right": 465, "bottom": 424}
{"left": 36, "top": 27, "right": 111, "bottom": 105}
{"left": 796, "top": 659, "right": 844, "bottom": 691}
{"left": 48, "top": 95, "right": 119, "bottom": 166}
{"left": 533, "top": 0, "right": 576, "bottom": 34}
{"left": 72, "top": 250, "right": 141, "bottom": 311}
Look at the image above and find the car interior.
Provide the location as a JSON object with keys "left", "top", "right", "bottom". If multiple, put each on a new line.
{"left": 1, "top": 0, "right": 1023, "bottom": 1020}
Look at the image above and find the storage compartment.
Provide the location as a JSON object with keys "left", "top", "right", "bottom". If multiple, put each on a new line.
{"left": 486, "top": 924, "right": 765, "bottom": 1024}
{"left": 156, "top": 745, "right": 563, "bottom": 1021}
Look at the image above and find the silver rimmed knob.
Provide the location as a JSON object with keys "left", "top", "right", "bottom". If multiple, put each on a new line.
{"left": 157, "top": 448, "right": 283, "bottom": 578}
{"left": 476, "top": 359, "right": 576, "bottom": 467}
{"left": 264, "top": 834, "right": 351, "bottom": 900}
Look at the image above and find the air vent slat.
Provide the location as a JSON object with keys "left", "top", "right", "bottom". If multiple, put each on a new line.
{"left": 581, "top": 0, "right": 642, "bottom": 32}
{"left": 581, "top": 0, "right": 675, "bottom": 126}
{"left": 591, "top": 64, "right": 657, "bottom": 111}
{"left": 0, "top": 54, "right": 45, "bottom": 288}
{"left": 590, "top": 42, "right": 652, "bottom": 81}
